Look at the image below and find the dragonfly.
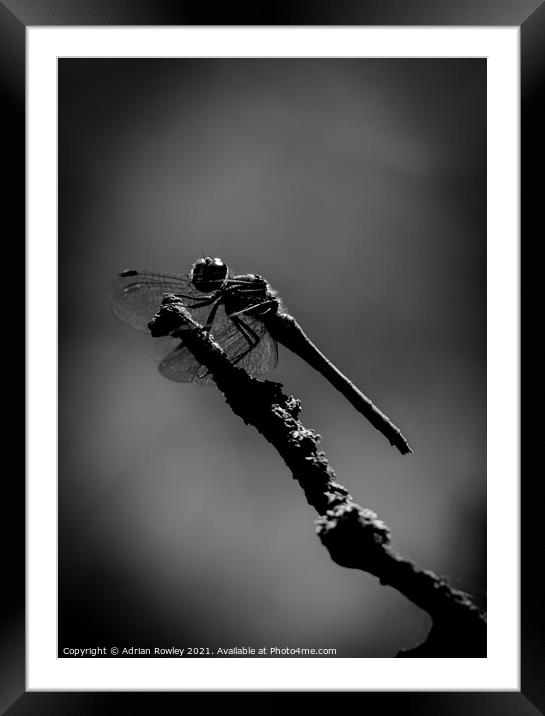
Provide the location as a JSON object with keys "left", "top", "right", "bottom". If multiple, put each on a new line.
{"left": 110, "top": 256, "right": 411, "bottom": 455}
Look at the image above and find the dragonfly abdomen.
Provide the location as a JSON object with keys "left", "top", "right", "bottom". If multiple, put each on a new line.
{"left": 264, "top": 312, "right": 412, "bottom": 455}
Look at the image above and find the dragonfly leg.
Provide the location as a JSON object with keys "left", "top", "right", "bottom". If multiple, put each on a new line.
{"left": 228, "top": 315, "right": 261, "bottom": 366}
{"left": 201, "top": 297, "right": 225, "bottom": 333}
{"left": 229, "top": 299, "right": 277, "bottom": 318}
{"left": 183, "top": 296, "right": 217, "bottom": 309}
{"left": 171, "top": 292, "right": 213, "bottom": 301}
{"left": 197, "top": 313, "right": 258, "bottom": 382}
{"left": 224, "top": 279, "right": 260, "bottom": 286}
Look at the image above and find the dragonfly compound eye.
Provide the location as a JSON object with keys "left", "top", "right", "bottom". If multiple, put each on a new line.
{"left": 190, "top": 256, "right": 229, "bottom": 292}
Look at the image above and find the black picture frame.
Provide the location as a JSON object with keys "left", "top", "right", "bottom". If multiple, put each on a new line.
{"left": 7, "top": 1, "right": 539, "bottom": 712}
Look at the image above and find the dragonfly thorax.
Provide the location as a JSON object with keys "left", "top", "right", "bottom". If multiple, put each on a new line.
{"left": 223, "top": 274, "right": 280, "bottom": 319}
{"left": 190, "top": 256, "right": 229, "bottom": 293}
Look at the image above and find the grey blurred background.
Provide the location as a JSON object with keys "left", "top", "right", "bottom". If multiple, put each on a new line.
{"left": 58, "top": 58, "right": 485, "bottom": 657}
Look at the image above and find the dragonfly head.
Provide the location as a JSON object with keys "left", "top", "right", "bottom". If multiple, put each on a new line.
{"left": 190, "top": 256, "right": 228, "bottom": 293}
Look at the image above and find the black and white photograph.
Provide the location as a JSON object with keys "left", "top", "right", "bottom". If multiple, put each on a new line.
{"left": 5, "top": 0, "right": 537, "bottom": 706}
{"left": 58, "top": 57, "right": 486, "bottom": 659}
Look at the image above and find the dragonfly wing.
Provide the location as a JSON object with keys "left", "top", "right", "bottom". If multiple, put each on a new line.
{"left": 238, "top": 326, "right": 278, "bottom": 377}
{"left": 109, "top": 270, "right": 206, "bottom": 332}
{"left": 157, "top": 341, "right": 215, "bottom": 385}
{"left": 156, "top": 303, "right": 233, "bottom": 385}
{"left": 212, "top": 315, "right": 278, "bottom": 377}
{"left": 152, "top": 335, "right": 183, "bottom": 363}
{"left": 157, "top": 313, "right": 278, "bottom": 385}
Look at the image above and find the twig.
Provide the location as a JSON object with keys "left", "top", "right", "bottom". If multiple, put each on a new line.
{"left": 149, "top": 294, "right": 486, "bottom": 657}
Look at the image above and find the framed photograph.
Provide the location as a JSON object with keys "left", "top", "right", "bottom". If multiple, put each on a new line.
{"left": 7, "top": 0, "right": 538, "bottom": 711}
